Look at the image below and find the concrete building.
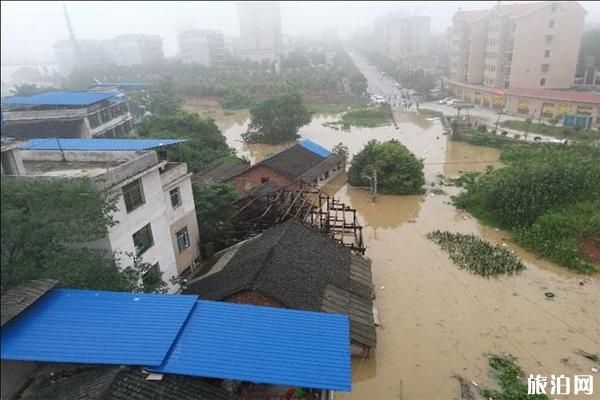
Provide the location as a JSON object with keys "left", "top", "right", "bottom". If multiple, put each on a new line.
{"left": 450, "top": 2, "right": 587, "bottom": 89}
{"left": 53, "top": 39, "right": 114, "bottom": 75}
{"left": 374, "top": 14, "right": 431, "bottom": 61}
{"left": 113, "top": 34, "right": 165, "bottom": 66}
{"left": 237, "top": 1, "right": 282, "bottom": 62}
{"left": 1, "top": 138, "right": 201, "bottom": 287}
{"left": 178, "top": 29, "right": 225, "bottom": 66}
{"left": 1, "top": 91, "right": 134, "bottom": 139}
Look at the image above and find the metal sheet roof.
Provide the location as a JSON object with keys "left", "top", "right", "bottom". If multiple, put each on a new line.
{"left": 21, "top": 138, "right": 186, "bottom": 151}
{"left": 0, "top": 289, "right": 198, "bottom": 366}
{"left": 88, "top": 82, "right": 146, "bottom": 89}
{"left": 2, "top": 91, "right": 119, "bottom": 106}
{"left": 299, "top": 139, "right": 334, "bottom": 158}
{"left": 153, "top": 300, "right": 352, "bottom": 392}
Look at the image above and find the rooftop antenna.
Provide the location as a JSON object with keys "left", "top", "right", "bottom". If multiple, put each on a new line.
{"left": 62, "top": 3, "right": 82, "bottom": 65}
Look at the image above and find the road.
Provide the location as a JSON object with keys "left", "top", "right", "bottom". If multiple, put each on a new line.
{"left": 347, "top": 49, "right": 408, "bottom": 105}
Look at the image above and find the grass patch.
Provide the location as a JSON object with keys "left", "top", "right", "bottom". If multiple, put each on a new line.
{"left": 481, "top": 354, "right": 549, "bottom": 400}
{"left": 427, "top": 231, "right": 525, "bottom": 277}
{"left": 325, "top": 104, "right": 394, "bottom": 129}
{"left": 500, "top": 119, "right": 599, "bottom": 141}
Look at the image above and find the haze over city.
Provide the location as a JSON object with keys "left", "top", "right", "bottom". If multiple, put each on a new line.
{"left": 2, "top": 1, "right": 600, "bottom": 62}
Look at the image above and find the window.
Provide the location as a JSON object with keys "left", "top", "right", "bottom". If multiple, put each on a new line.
{"left": 549, "top": 20, "right": 554, "bottom": 28}
{"left": 260, "top": 176, "right": 269, "bottom": 183}
{"left": 544, "top": 50, "right": 550, "bottom": 58}
{"left": 541, "top": 64, "right": 550, "bottom": 73}
{"left": 545, "top": 35, "right": 554, "bottom": 44}
{"left": 142, "top": 263, "right": 161, "bottom": 287}
{"left": 122, "top": 178, "right": 145, "bottom": 213}
{"left": 176, "top": 227, "right": 190, "bottom": 253}
{"left": 133, "top": 224, "right": 154, "bottom": 256}
{"left": 169, "top": 187, "right": 181, "bottom": 208}
{"left": 540, "top": 78, "right": 546, "bottom": 86}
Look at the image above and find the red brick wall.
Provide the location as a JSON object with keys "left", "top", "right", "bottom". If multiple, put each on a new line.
{"left": 229, "top": 165, "right": 294, "bottom": 192}
{"left": 226, "top": 290, "right": 285, "bottom": 308}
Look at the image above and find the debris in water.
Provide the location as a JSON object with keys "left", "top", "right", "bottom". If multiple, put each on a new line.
{"left": 592, "top": 367, "right": 598, "bottom": 373}
{"left": 544, "top": 292, "right": 555, "bottom": 299}
{"left": 408, "top": 219, "right": 417, "bottom": 223}
{"left": 574, "top": 349, "right": 600, "bottom": 362}
{"left": 380, "top": 286, "right": 385, "bottom": 290}
{"left": 452, "top": 375, "right": 476, "bottom": 400}
{"left": 427, "top": 231, "right": 526, "bottom": 276}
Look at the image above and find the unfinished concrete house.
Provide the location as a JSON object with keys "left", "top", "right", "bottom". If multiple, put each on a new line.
{"left": 1, "top": 138, "right": 201, "bottom": 289}
{"left": 184, "top": 219, "right": 377, "bottom": 357}
{"left": 1, "top": 91, "right": 134, "bottom": 139}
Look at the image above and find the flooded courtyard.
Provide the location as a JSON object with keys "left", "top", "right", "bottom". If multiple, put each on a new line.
{"left": 187, "top": 101, "right": 600, "bottom": 399}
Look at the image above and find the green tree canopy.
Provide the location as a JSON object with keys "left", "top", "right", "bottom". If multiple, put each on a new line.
{"left": 137, "top": 110, "right": 234, "bottom": 171}
{"left": 192, "top": 183, "right": 240, "bottom": 257}
{"left": 348, "top": 139, "right": 425, "bottom": 194}
{"left": 242, "top": 93, "right": 312, "bottom": 144}
{"left": 10, "top": 83, "right": 58, "bottom": 97}
{"left": 1, "top": 178, "right": 122, "bottom": 291}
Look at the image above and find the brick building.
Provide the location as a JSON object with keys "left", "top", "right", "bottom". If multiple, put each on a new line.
{"left": 226, "top": 139, "right": 345, "bottom": 193}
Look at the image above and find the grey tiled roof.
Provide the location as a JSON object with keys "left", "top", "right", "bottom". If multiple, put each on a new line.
{"left": 18, "top": 365, "right": 241, "bottom": 400}
{"left": 192, "top": 160, "right": 250, "bottom": 185}
{"left": 1, "top": 279, "right": 57, "bottom": 327}
{"left": 185, "top": 220, "right": 376, "bottom": 348}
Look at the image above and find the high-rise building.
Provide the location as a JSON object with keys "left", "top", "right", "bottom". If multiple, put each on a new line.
{"left": 178, "top": 29, "right": 225, "bottom": 66}
{"left": 450, "top": 2, "right": 586, "bottom": 89}
{"left": 237, "top": 1, "right": 282, "bottom": 62}
{"left": 112, "top": 34, "right": 165, "bottom": 66}
{"left": 374, "top": 14, "right": 431, "bottom": 61}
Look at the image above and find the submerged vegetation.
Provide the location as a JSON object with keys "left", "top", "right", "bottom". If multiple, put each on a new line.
{"left": 427, "top": 231, "right": 525, "bottom": 277}
{"left": 327, "top": 104, "right": 394, "bottom": 129}
{"left": 481, "top": 355, "right": 549, "bottom": 400}
{"left": 348, "top": 139, "right": 425, "bottom": 194}
{"left": 454, "top": 144, "right": 600, "bottom": 273}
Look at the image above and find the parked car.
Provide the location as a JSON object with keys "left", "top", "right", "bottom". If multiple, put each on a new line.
{"left": 438, "top": 97, "right": 451, "bottom": 104}
{"left": 446, "top": 99, "right": 457, "bottom": 106}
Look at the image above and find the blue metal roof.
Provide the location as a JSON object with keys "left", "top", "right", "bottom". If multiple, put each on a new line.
{"left": 0, "top": 289, "right": 198, "bottom": 366}
{"left": 299, "top": 139, "right": 334, "bottom": 158}
{"left": 153, "top": 301, "right": 352, "bottom": 391}
{"left": 21, "top": 138, "right": 187, "bottom": 151}
{"left": 2, "top": 91, "right": 118, "bottom": 106}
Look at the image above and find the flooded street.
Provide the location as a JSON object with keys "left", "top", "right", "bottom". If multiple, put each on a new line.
{"left": 190, "top": 101, "right": 600, "bottom": 399}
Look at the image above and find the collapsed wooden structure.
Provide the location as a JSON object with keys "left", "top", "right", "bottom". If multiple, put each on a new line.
{"left": 230, "top": 182, "right": 366, "bottom": 255}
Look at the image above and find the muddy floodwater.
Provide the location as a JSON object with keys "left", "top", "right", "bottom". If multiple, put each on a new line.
{"left": 187, "top": 101, "right": 600, "bottom": 400}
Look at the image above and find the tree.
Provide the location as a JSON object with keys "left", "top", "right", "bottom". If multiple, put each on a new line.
{"left": 146, "top": 76, "right": 181, "bottom": 115}
{"left": 192, "top": 183, "right": 240, "bottom": 257}
{"left": 242, "top": 93, "right": 312, "bottom": 144}
{"left": 348, "top": 140, "right": 425, "bottom": 195}
{"left": 1, "top": 178, "right": 120, "bottom": 291}
{"left": 137, "top": 111, "right": 234, "bottom": 171}
{"left": 1, "top": 178, "right": 170, "bottom": 293}
{"left": 332, "top": 142, "right": 349, "bottom": 161}
{"left": 10, "top": 83, "right": 57, "bottom": 97}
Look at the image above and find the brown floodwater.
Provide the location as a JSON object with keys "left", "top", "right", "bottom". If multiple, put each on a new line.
{"left": 189, "top": 102, "right": 600, "bottom": 400}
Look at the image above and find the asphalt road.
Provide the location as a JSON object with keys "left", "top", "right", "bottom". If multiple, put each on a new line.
{"left": 347, "top": 49, "right": 407, "bottom": 104}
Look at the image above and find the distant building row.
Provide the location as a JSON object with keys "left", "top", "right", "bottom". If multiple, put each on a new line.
{"left": 54, "top": 2, "right": 283, "bottom": 73}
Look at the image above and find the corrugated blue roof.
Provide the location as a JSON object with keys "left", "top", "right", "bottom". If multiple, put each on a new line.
{"left": 0, "top": 289, "right": 198, "bottom": 366}
{"left": 2, "top": 91, "right": 118, "bottom": 106}
{"left": 21, "top": 138, "right": 186, "bottom": 151}
{"left": 299, "top": 139, "right": 334, "bottom": 158}
{"left": 153, "top": 301, "right": 352, "bottom": 391}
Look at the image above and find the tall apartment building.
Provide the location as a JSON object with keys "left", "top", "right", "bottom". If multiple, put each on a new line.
{"left": 2, "top": 91, "right": 134, "bottom": 139}
{"left": 113, "top": 34, "right": 165, "bottom": 66}
{"left": 237, "top": 1, "right": 282, "bottom": 62}
{"left": 1, "top": 138, "right": 201, "bottom": 289}
{"left": 178, "top": 29, "right": 225, "bottom": 66}
{"left": 450, "top": 2, "right": 586, "bottom": 89}
{"left": 374, "top": 14, "right": 431, "bottom": 61}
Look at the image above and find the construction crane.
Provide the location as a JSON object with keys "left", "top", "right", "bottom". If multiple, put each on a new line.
{"left": 62, "top": 3, "right": 82, "bottom": 65}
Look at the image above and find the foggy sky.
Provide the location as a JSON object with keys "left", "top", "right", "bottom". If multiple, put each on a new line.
{"left": 2, "top": 1, "right": 600, "bottom": 63}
